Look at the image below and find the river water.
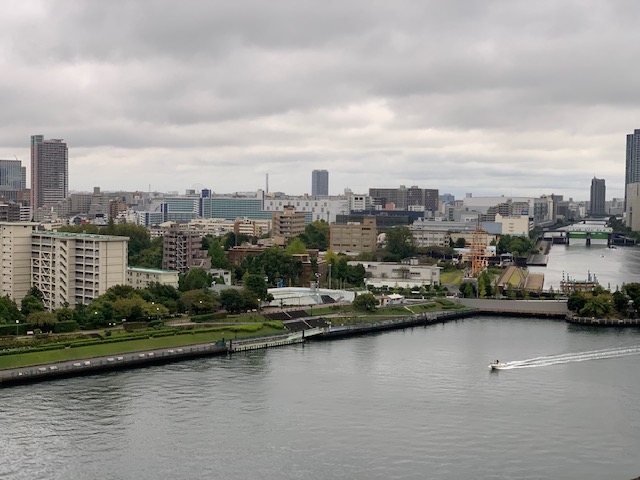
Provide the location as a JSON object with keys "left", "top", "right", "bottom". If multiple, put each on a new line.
{"left": 2, "top": 244, "right": 640, "bottom": 480}
{"left": 529, "top": 239, "right": 640, "bottom": 291}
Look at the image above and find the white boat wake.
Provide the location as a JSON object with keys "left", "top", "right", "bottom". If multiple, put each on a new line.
{"left": 496, "top": 346, "right": 640, "bottom": 369}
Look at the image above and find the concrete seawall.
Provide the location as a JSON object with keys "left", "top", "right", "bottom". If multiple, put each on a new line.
{"left": 457, "top": 298, "right": 569, "bottom": 318}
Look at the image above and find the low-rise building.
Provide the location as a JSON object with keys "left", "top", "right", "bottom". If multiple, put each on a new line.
{"left": 353, "top": 258, "right": 441, "bottom": 289}
{"left": 127, "top": 267, "right": 180, "bottom": 290}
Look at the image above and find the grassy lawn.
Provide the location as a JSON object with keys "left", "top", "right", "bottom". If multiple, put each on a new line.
{"left": 0, "top": 327, "right": 283, "bottom": 369}
{"left": 440, "top": 270, "right": 464, "bottom": 285}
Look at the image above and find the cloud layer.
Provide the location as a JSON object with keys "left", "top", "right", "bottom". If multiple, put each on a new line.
{"left": 1, "top": 0, "right": 638, "bottom": 199}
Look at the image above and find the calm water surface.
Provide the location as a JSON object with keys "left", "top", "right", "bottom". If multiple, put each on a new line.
{"left": 529, "top": 234, "right": 640, "bottom": 290}
{"left": 3, "top": 243, "right": 640, "bottom": 479}
{"left": 2, "top": 317, "right": 640, "bottom": 480}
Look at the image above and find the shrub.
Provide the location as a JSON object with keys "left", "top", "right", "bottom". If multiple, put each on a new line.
{"left": 191, "top": 312, "right": 228, "bottom": 323}
{"left": 263, "top": 320, "right": 285, "bottom": 330}
{"left": 52, "top": 321, "right": 78, "bottom": 333}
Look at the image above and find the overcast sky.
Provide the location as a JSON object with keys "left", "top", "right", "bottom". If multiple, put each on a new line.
{"left": 1, "top": 1, "right": 639, "bottom": 200}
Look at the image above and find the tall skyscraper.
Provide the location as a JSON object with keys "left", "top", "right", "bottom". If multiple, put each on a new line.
{"left": 589, "top": 177, "right": 606, "bottom": 216}
{"left": 0, "top": 159, "right": 26, "bottom": 201}
{"left": 312, "top": 169, "right": 329, "bottom": 196}
{"left": 30, "top": 135, "right": 68, "bottom": 208}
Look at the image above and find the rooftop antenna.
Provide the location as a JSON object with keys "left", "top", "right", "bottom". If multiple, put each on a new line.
{"left": 266, "top": 173, "right": 269, "bottom": 194}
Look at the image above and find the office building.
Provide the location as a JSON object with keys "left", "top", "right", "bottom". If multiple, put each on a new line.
{"left": 329, "top": 216, "right": 377, "bottom": 254}
{"left": 590, "top": 177, "right": 606, "bottom": 217}
{"left": 31, "top": 135, "right": 68, "bottom": 209}
{"left": 369, "top": 185, "right": 439, "bottom": 213}
{"left": 312, "top": 170, "right": 329, "bottom": 196}
{"left": 0, "top": 159, "right": 26, "bottom": 202}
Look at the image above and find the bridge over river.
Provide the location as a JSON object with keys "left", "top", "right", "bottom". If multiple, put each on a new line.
{"left": 543, "top": 224, "right": 613, "bottom": 245}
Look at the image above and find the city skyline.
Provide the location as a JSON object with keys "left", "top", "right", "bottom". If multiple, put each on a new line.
{"left": 1, "top": 2, "right": 639, "bottom": 199}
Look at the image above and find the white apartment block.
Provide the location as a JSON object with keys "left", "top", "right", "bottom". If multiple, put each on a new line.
{"left": 263, "top": 196, "right": 349, "bottom": 223}
{"left": 408, "top": 226, "right": 449, "bottom": 247}
{"left": 0, "top": 222, "right": 38, "bottom": 302}
{"left": 31, "top": 231, "right": 128, "bottom": 310}
{"left": 127, "top": 267, "right": 179, "bottom": 290}
{"left": 494, "top": 214, "right": 531, "bottom": 236}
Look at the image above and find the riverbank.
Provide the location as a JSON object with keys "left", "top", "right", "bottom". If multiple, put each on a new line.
{"left": 0, "top": 309, "right": 472, "bottom": 386}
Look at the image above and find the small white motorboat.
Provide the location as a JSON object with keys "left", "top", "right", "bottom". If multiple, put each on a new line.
{"left": 489, "top": 361, "right": 508, "bottom": 370}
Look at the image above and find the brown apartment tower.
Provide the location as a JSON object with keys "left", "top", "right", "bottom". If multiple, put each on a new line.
{"left": 30, "top": 135, "right": 68, "bottom": 209}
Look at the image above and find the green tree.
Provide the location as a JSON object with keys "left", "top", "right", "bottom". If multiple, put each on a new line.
{"left": 179, "top": 268, "right": 213, "bottom": 292}
{"left": 244, "top": 273, "right": 268, "bottom": 300}
{"left": 353, "top": 293, "right": 379, "bottom": 311}
{"left": 26, "top": 311, "right": 58, "bottom": 332}
{"left": 579, "top": 296, "right": 612, "bottom": 317}
{"left": 26, "top": 286, "right": 45, "bottom": 302}
{"left": 21, "top": 294, "right": 45, "bottom": 316}
{"left": 55, "top": 307, "right": 75, "bottom": 323}
{"left": 113, "top": 296, "right": 149, "bottom": 321}
{"left": 298, "top": 220, "right": 330, "bottom": 250}
{"left": 0, "top": 296, "right": 23, "bottom": 324}
{"left": 612, "top": 290, "right": 629, "bottom": 315}
{"left": 285, "top": 237, "right": 307, "bottom": 255}
{"left": 131, "top": 237, "right": 163, "bottom": 269}
{"left": 222, "top": 232, "right": 253, "bottom": 250}
{"left": 454, "top": 237, "right": 466, "bottom": 248}
{"left": 385, "top": 226, "right": 417, "bottom": 260}
{"left": 220, "top": 288, "right": 247, "bottom": 314}
{"left": 206, "top": 237, "right": 229, "bottom": 269}
{"left": 478, "top": 271, "right": 494, "bottom": 298}
{"left": 180, "top": 289, "right": 219, "bottom": 314}
{"left": 567, "top": 292, "right": 587, "bottom": 312}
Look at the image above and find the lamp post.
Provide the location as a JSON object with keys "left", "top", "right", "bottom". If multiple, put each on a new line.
{"left": 16, "top": 319, "right": 19, "bottom": 336}
{"left": 328, "top": 264, "right": 332, "bottom": 290}
{"left": 314, "top": 273, "right": 321, "bottom": 306}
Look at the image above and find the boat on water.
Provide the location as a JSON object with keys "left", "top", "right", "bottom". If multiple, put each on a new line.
{"left": 489, "top": 360, "right": 508, "bottom": 370}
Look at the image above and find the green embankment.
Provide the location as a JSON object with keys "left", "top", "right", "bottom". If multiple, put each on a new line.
{"left": 440, "top": 270, "right": 464, "bottom": 285}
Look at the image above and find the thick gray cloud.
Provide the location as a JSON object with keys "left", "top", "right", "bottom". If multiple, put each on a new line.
{"left": 1, "top": 0, "right": 638, "bottom": 199}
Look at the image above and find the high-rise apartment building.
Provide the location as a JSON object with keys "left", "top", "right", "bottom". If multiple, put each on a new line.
{"left": 31, "top": 231, "right": 128, "bottom": 310}
{"left": 162, "top": 225, "right": 211, "bottom": 273}
{"left": 312, "top": 170, "right": 329, "bottom": 196}
{"left": 0, "top": 222, "right": 38, "bottom": 302}
{"left": 31, "top": 135, "right": 68, "bottom": 209}
{"left": 272, "top": 205, "right": 305, "bottom": 245}
{"left": 625, "top": 129, "right": 640, "bottom": 208}
{"left": 589, "top": 177, "right": 606, "bottom": 217}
